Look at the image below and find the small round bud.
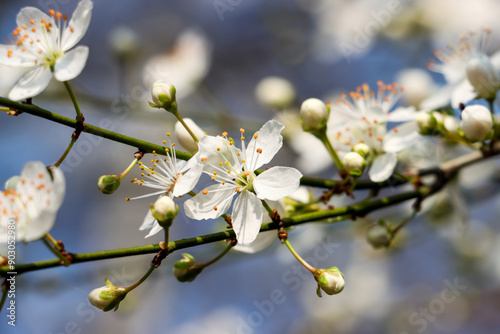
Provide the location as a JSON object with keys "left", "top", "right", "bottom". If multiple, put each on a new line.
{"left": 396, "top": 68, "right": 434, "bottom": 107}
{"left": 174, "top": 118, "right": 206, "bottom": 154}
{"left": 342, "top": 152, "right": 366, "bottom": 177}
{"left": 97, "top": 175, "right": 121, "bottom": 194}
{"left": 366, "top": 223, "right": 391, "bottom": 248}
{"left": 300, "top": 98, "right": 329, "bottom": 132}
{"left": 466, "top": 54, "right": 500, "bottom": 100}
{"left": 255, "top": 76, "right": 296, "bottom": 109}
{"left": 173, "top": 253, "right": 203, "bottom": 282}
{"left": 443, "top": 115, "right": 459, "bottom": 135}
{"left": 88, "top": 279, "right": 127, "bottom": 312}
{"left": 314, "top": 267, "right": 345, "bottom": 297}
{"left": 151, "top": 196, "right": 178, "bottom": 228}
{"left": 460, "top": 105, "right": 493, "bottom": 142}
{"left": 151, "top": 81, "right": 177, "bottom": 110}
{"left": 108, "top": 26, "right": 139, "bottom": 60}
{"left": 352, "top": 143, "right": 370, "bottom": 158}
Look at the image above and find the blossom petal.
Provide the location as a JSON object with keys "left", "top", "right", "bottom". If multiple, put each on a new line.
{"left": 172, "top": 162, "right": 203, "bottom": 197}
{"left": 8, "top": 66, "right": 52, "bottom": 100}
{"left": 246, "top": 120, "right": 284, "bottom": 170}
{"left": 383, "top": 121, "right": 420, "bottom": 153}
{"left": 451, "top": 80, "right": 475, "bottom": 108}
{"left": 23, "top": 210, "right": 56, "bottom": 242}
{"left": 17, "top": 7, "right": 57, "bottom": 38}
{"left": 232, "top": 190, "right": 263, "bottom": 245}
{"left": 48, "top": 166, "right": 66, "bottom": 210}
{"left": 369, "top": 153, "right": 397, "bottom": 182}
{"left": 0, "top": 45, "right": 38, "bottom": 67}
{"left": 139, "top": 209, "right": 156, "bottom": 231}
{"left": 253, "top": 166, "right": 302, "bottom": 201}
{"left": 198, "top": 135, "right": 241, "bottom": 173}
{"left": 233, "top": 230, "right": 276, "bottom": 253}
{"left": 61, "top": 0, "right": 94, "bottom": 51}
{"left": 386, "top": 106, "right": 417, "bottom": 122}
{"left": 53, "top": 45, "right": 89, "bottom": 81}
{"left": 184, "top": 184, "right": 234, "bottom": 220}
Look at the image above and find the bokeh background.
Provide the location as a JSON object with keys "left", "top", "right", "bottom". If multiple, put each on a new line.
{"left": 2, "top": 0, "right": 500, "bottom": 333}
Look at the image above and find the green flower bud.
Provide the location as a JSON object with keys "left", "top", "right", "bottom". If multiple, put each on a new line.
{"left": 300, "top": 98, "right": 330, "bottom": 132}
{"left": 366, "top": 222, "right": 391, "bottom": 248}
{"left": 151, "top": 195, "right": 178, "bottom": 228}
{"left": 97, "top": 175, "right": 121, "bottom": 194}
{"left": 151, "top": 81, "right": 177, "bottom": 111}
{"left": 88, "top": 278, "right": 127, "bottom": 312}
{"left": 173, "top": 253, "right": 203, "bottom": 282}
{"left": 342, "top": 152, "right": 366, "bottom": 177}
{"left": 314, "top": 266, "right": 345, "bottom": 297}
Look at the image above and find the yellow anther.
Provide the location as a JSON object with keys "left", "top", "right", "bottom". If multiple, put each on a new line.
{"left": 256, "top": 148, "right": 263, "bottom": 154}
{"left": 254, "top": 134, "right": 258, "bottom": 139}
{"left": 203, "top": 190, "right": 208, "bottom": 195}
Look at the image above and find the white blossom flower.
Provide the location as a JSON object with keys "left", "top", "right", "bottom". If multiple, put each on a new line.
{"left": 0, "top": 161, "right": 65, "bottom": 245}
{"left": 142, "top": 29, "right": 212, "bottom": 101}
{"left": 128, "top": 135, "right": 203, "bottom": 237}
{"left": 332, "top": 81, "right": 416, "bottom": 124}
{"left": 331, "top": 119, "right": 420, "bottom": 182}
{"left": 184, "top": 120, "right": 303, "bottom": 245}
{"left": 0, "top": 0, "right": 93, "bottom": 101}
{"left": 425, "top": 30, "right": 500, "bottom": 108}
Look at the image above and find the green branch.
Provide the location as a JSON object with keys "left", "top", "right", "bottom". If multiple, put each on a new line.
{"left": 0, "top": 188, "right": 424, "bottom": 276}
{"left": 0, "top": 97, "right": 405, "bottom": 190}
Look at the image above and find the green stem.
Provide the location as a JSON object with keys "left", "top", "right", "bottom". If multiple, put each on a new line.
{"left": 0, "top": 187, "right": 426, "bottom": 276}
{"left": 261, "top": 199, "right": 275, "bottom": 216}
{"left": 0, "top": 97, "right": 193, "bottom": 161}
{"left": 52, "top": 81, "right": 84, "bottom": 167}
{"left": 316, "top": 130, "right": 346, "bottom": 173}
{"left": 284, "top": 239, "right": 315, "bottom": 273}
{"left": 172, "top": 108, "right": 199, "bottom": 143}
{"left": 53, "top": 137, "right": 77, "bottom": 167}
{"left": 124, "top": 265, "right": 155, "bottom": 292}
{"left": 119, "top": 158, "right": 139, "bottom": 178}
{"left": 41, "top": 236, "right": 70, "bottom": 266}
{"left": 199, "top": 242, "right": 234, "bottom": 268}
{"left": 63, "top": 81, "right": 83, "bottom": 122}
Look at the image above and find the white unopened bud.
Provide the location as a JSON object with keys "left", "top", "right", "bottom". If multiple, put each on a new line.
{"left": 342, "top": 152, "right": 366, "bottom": 177}
{"left": 460, "top": 105, "right": 493, "bottom": 141}
{"left": 300, "top": 98, "right": 329, "bottom": 132}
{"left": 314, "top": 267, "right": 345, "bottom": 297}
{"left": 88, "top": 279, "right": 127, "bottom": 312}
{"left": 255, "top": 76, "right": 296, "bottom": 109}
{"left": 396, "top": 68, "right": 435, "bottom": 107}
{"left": 366, "top": 223, "right": 391, "bottom": 248}
{"left": 108, "top": 26, "right": 139, "bottom": 60}
{"left": 352, "top": 143, "right": 370, "bottom": 158}
{"left": 443, "top": 115, "right": 459, "bottom": 134}
{"left": 466, "top": 54, "right": 500, "bottom": 100}
{"left": 152, "top": 196, "right": 178, "bottom": 228}
{"left": 151, "top": 81, "right": 176, "bottom": 110}
{"left": 416, "top": 112, "right": 432, "bottom": 133}
{"left": 174, "top": 118, "right": 206, "bottom": 154}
